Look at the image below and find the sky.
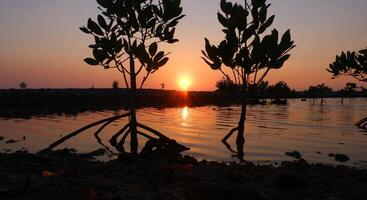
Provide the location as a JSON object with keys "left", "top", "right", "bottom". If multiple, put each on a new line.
{"left": 0, "top": 0, "right": 367, "bottom": 91}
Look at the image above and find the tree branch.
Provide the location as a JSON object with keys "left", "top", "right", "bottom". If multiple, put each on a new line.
{"left": 39, "top": 113, "right": 131, "bottom": 153}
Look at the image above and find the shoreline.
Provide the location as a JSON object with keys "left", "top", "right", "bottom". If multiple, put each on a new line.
{"left": 1, "top": 88, "right": 366, "bottom": 119}
{"left": 1, "top": 149, "right": 366, "bottom": 200}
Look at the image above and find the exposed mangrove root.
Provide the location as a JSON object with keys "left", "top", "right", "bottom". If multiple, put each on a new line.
{"left": 355, "top": 116, "right": 367, "bottom": 130}
{"left": 39, "top": 111, "right": 189, "bottom": 156}
{"left": 222, "top": 140, "right": 237, "bottom": 154}
{"left": 116, "top": 128, "right": 130, "bottom": 153}
{"left": 39, "top": 113, "right": 130, "bottom": 154}
{"left": 94, "top": 120, "right": 116, "bottom": 153}
{"left": 137, "top": 123, "right": 190, "bottom": 151}
{"left": 137, "top": 131, "right": 155, "bottom": 140}
{"left": 109, "top": 124, "right": 130, "bottom": 149}
{"left": 221, "top": 126, "right": 245, "bottom": 161}
{"left": 222, "top": 127, "right": 239, "bottom": 143}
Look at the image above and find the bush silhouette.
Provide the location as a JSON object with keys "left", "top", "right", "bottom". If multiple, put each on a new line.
{"left": 19, "top": 82, "right": 27, "bottom": 90}
{"left": 112, "top": 81, "right": 119, "bottom": 89}
{"left": 328, "top": 47, "right": 367, "bottom": 82}
{"left": 41, "top": 0, "right": 188, "bottom": 155}
{"left": 201, "top": 0, "right": 295, "bottom": 160}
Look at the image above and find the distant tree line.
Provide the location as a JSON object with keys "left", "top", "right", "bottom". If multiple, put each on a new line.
{"left": 215, "top": 78, "right": 366, "bottom": 100}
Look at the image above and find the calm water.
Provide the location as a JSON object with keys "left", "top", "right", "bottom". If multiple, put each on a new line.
{"left": 1, "top": 98, "right": 366, "bottom": 166}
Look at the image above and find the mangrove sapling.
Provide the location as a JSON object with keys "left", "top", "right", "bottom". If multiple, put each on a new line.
{"left": 328, "top": 47, "right": 367, "bottom": 129}
{"left": 41, "top": 0, "right": 188, "bottom": 155}
{"left": 201, "top": 0, "right": 295, "bottom": 156}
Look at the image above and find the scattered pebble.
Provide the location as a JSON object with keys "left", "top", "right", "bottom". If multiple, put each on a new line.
{"left": 0, "top": 150, "right": 365, "bottom": 200}
{"left": 328, "top": 153, "right": 350, "bottom": 163}
{"left": 316, "top": 151, "right": 322, "bottom": 155}
{"left": 5, "top": 139, "right": 17, "bottom": 144}
{"left": 285, "top": 151, "right": 302, "bottom": 159}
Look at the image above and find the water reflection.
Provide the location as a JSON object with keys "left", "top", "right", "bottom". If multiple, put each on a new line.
{"left": 0, "top": 99, "right": 367, "bottom": 166}
{"left": 182, "top": 106, "right": 189, "bottom": 120}
{"left": 181, "top": 106, "right": 189, "bottom": 127}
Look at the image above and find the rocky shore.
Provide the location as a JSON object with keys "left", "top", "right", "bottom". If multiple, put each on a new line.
{"left": 1, "top": 149, "right": 366, "bottom": 200}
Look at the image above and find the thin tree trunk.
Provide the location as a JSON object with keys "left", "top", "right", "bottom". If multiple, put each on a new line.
{"left": 236, "top": 83, "right": 248, "bottom": 160}
{"left": 237, "top": 83, "right": 248, "bottom": 142}
{"left": 128, "top": 36, "right": 138, "bottom": 155}
{"left": 237, "top": 94, "right": 247, "bottom": 139}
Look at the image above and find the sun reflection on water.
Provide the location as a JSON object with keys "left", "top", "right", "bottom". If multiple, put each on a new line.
{"left": 181, "top": 106, "right": 189, "bottom": 126}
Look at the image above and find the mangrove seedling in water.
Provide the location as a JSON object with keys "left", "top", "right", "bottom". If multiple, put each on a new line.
{"left": 328, "top": 47, "right": 367, "bottom": 82}
{"left": 201, "top": 0, "right": 295, "bottom": 159}
{"left": 41, "top": 0, "right": 188, "bottom": 155}
{"left": 19, "top": 82, "right": 27, "bottom": 90}
{"left": 307, "top": 83, "right": 332, "bottom": 104}
{"left": 328, "top": 47, "right": 367, "bottom": 129}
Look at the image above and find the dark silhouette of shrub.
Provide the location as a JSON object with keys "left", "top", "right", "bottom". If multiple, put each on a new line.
{"left": 307, "top": 83, "right": 332, "bottom": 104}
{"left": 112, "top": 81, "right": 119, "bottom": 90}
{"left": 215, "top": 77, "right": 241, "bottom": 94}
{"left": 328, "top": 47, "right": 367, "bottom": 82}
{"left": 268, "top": 81, "right": 291, "bottom": 103}
{"left": 201, "top": 0, "right": 295, "bottom": 160}
{"left": 19, "top": 82, "right": 27, "bottom": 90}
{"left": 41, "top": 0, "right": 188, "bottom": 155}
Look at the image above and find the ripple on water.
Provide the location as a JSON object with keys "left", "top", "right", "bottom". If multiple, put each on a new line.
{"left": 0, "top": 98, "right": 366, "bottom": 166}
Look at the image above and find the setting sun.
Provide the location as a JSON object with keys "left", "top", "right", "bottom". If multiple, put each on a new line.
{"left": 178, "top": 76, "right": 192, "bottom": 91}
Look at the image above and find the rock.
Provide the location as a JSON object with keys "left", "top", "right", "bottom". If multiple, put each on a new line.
{"left": 5, "top": 139, "right": 17, "bottom": 144}
{"left": 328, "top": 153, "right": 350, "bottom": 163}
{"left": 275, "top": 170, "right": 305, "bottom": 189}
{"left": 225, "top": 171, "right": 245, "bottom": 184}
{"left": 316, "top": 151, "right": 322, "bottom": 155}
{"left": 285, "top": 151, "right": 302, "bottom": 159}
{"left": 82, "top": 148, "right": 106, "bottom": 158}
{"left": 182, "top": 155, "right": 198, "bottom": 165}
{"left": 0, "top": 136, "right": 4, "bottom": 141}
{"left": 50, "top": 148, "right": 75, "bottom": 158}
{"left": 184, "top": 182, "right": 267, "bottom": 200}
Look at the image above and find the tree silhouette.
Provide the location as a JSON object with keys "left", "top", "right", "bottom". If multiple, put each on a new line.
{"left": 338, "top": 82, "right": 357, "bottom": 103}
{"left": 328, "top": 48, "right": 367, "bottom": 129}
{"left": 112, "top": 80, "right": 119, "bottom": 89}
{"left": 201, "top": 0, "right": 295, "bottom": 156}
{"left": 19, "top": 82, "right": 27, "bottom": 90}
{"left": 41, "top": 0, "right": 188, "bottom": 155}
{"left": 268, "top": 81, "right": 291, "bottom": 103}
{"left": 328, "top": 47, "right": 367, "bottom": 82}
{"left": 307, "top": 83, "right": 332, "bottom": 104}
{"left": 215, "top": 77, "right": 240, "bottom": 94}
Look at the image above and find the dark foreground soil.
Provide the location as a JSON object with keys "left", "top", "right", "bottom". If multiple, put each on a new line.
{"left": 0, "top": 150, "right": 366, "bottom": 200}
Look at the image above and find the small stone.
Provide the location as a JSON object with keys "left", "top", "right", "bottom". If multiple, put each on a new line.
{"left": 182, "top": 155, "right": 198, "bottom": 165}
{"left": 0, "top": 136, "right": 4, "bottom": 141}
{"left": 328, "top": 153, "right": 350, "bottom": 163}
{"left": 5, "top": 139, "right": 17, "bottom": 144}
{"left": 285, "top": 151, "right": 302, "bottom": 159}
{"left": 184, "top": 182, "right": 266, "bottom": 200}
{"left": 275, "top": 170, "right": 305, "bottom": 189}
{"left": 82, "top": 148, "right": 106, "bottom": 158}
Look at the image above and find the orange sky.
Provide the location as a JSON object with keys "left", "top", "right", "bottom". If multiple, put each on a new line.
{"left": 0, "top": 0, "right": 367, "bottom": 91}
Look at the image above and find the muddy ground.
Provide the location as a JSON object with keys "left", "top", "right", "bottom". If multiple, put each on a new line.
{"left": 0, "top": 149, "right": 366, "bottom": 200}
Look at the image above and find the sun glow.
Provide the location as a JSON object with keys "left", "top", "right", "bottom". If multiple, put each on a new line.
{"left": 178, "top": 76, "right": 192, "bottom": 91}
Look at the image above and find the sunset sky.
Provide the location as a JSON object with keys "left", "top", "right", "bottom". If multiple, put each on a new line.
{"left": 0, "top": 0, "right": 367, "bottom": 91}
